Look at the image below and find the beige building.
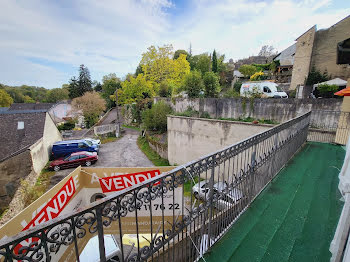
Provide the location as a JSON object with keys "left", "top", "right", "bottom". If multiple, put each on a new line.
{"left": 290, "top": 15, "right": 350, "bottom": 90}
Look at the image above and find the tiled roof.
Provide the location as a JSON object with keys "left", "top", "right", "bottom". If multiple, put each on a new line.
{"left": 8, "top": 103, "right": 55, "bottom": 111}
{"left": 0, "top": 111, "right": 47, "bottom": 161}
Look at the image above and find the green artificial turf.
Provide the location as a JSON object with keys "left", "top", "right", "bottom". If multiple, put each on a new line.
{"left": 203, "top": 142, "right": 345, "bottom": 262}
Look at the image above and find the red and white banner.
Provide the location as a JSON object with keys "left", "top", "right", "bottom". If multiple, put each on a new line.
{"left": 99, "top": 169, "right": 161, "bottom": 193}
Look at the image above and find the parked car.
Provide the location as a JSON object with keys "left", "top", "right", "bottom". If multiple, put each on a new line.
{"left": 240, "top": 81, "right": 288, "bottom": 98}
{"left": 78, "top": 234, "right": 122, "bottom": 262}
{"left": 85, "top": 138, "right": 101, "bottom": 146}
{"left": 51, "top": 139, "right": 99, "bottom": 159}
{"left": 50, "top": 151, "right": 98, "bottom": 171}
{"left": 192, "top": 180, "right": 243, "bottom": 211}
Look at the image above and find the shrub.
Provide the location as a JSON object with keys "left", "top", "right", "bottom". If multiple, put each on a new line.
{"left": 57, "top": 119, "right": 76, "bottom": 131}
{"left": 142, "top": 101, "right": 173, "bottom": 132}
{"left": 183, "top": 70, "right": 204, "bottom": 98}
{"left": 175, "top": 107, "right": 199, "bottom": 117}
{"left": 203, "top": 72, "right": 221, "bottom": 97}
{"left": 317, "top": 84, "right": 338, "bottom": 98}
{"left": 223, "top": 89, "right": 240, "bottom": 98}
{"left": 250, "top": 71, "right": 265, "bottom": 81}
{"left": 234, "top": 81, "right": 243, "bottom": 92}
{"left": 238, "top": 65, "right": 258, "bottom": 77}
{"left": 305, "top": 67, "right": 329, "bottom": 86}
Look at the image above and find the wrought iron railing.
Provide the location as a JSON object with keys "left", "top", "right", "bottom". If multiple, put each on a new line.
{"left": 0, "top": 112, "right": 311, "bottom": 262}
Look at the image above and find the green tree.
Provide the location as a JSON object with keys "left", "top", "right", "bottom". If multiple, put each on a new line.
{"left": 183, "top": 70, "right": 204, "bottom": 98}
{"left": 238, "top": 65, "right": 258, "bottom": 77}
{"left": 173, "top": 49, "right": 189, "bottom": 60}
{"left": 117, "top": 74, "right": 154, "bottom": 105}
{"left": 306, "top": 67, "right": 329, "bottom": 86}
{"left": 135, "top": 64, "right": 144, "bottom": 77}
{"left": 46, "top": 88, "right": 69, "bottom": 103}
{"left": 68, "top": 64, "right": 93, "bottom": 98}
{"left": 203, "top": 72, "right": 221, "bottom": 97}
{"left": 212, "top": 50, "right": 218, "bottom": 73}
{"left": 92, "top": 81, "right": 102, "bottom": 92}
{"left": 191, "top": 53, "right": 211, "bottom": 75}
{"left": 101, "top": 74, "right": 121, "bottom": 108}
{"left": 142, "top": 101, "right": 173, "bottom": 132}
{"left": 0, "top": 89, "right": 13, "bottom": 107}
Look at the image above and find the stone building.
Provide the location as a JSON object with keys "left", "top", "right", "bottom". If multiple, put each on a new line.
{"left": 290, "top": 15, "right": 350, "bottom": 90}
{"left": 0, "top": 108, "right": 62, "bottom": 208}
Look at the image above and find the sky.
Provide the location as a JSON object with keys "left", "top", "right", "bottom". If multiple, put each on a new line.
{"left": 0, "top": 0, "right": 349, "bottom": 89}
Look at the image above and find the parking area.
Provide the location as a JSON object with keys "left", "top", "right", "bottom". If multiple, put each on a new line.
{"left": 50, "top": 128, "right": 154, "bottom": 188}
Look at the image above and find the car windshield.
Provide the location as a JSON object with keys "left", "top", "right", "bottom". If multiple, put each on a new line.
{"left": 84, "top": 152, "right": 94, "bottom": 156}
{"left": 85, "top": 140, "right": 93, "bottom": 146}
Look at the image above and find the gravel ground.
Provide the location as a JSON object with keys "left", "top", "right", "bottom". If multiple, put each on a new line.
{"left": 50, "top": 128, "right": 153, "bottom": 187}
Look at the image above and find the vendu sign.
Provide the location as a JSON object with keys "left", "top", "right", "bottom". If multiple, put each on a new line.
{"left": 99, "top": 169, "right": 160, "bottom": 193}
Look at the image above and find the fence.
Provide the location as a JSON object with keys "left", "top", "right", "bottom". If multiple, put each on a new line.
{"left": 0, "top": 112, "right": 311, "bottom": 262}
{"left": 308, "top": 110, "right": 350, "bottom": 145}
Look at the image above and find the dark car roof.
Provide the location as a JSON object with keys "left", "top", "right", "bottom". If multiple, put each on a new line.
{"left": 53, "top": 140, "right": 87, "bottom": 145}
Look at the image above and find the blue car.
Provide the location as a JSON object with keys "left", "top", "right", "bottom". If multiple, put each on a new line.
{"left": 51, "top": 139, "right": 99, "bottom": 159}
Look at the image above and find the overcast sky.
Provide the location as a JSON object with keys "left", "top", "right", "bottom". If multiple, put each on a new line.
{"left": 0, "top": 0, "right": 349, "bottom": 89}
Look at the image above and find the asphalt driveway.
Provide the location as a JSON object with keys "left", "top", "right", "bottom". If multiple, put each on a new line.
{"left": 50, "top": 128, "right": 153, "bottom": 187}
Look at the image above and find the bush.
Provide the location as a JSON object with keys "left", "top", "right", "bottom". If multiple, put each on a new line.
{"left": 175, "top": 107, "right": 199, "bottom": 117}
{"left": 57, "top": 119, "right": 76, "bottom": 131}
{"left": 183, "top": 70, "right": 204, "bottom": 98}
{"left": 234, "top": 81, "right": 243, "bottom": 92}
{"left": 250, "top": 71, "right": 266, "bottom": 81}
{"left": 317, "top": 84, "right": 338, "bottom": 98}
{"left": 238, "top": 65, "right": 258, "bottom": 77}
{"left": 159, "top": 82, "right": 172, "bottom": 97}
{"left": 305, "top": 67, "right": 329, "bottom": 86}
{"left": 142, "top": 101, "right": 173, "bottom": 132}
{"left": 203, "top": 72, "right": 221, "bottom": 97}
{"left": 223, "top": 89, "right": 240, "bottom": 98}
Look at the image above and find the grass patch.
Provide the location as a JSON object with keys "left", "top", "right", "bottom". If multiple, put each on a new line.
{"left": 137, "top": 136, "right": 170, "bottom": 166}
{"left": 21, "top": 166, "right": 55, "bottom": 206}
{"left": 183, "top": 176, "right": 203, "bottom": 197}
{"left": 218, "top": 117, "right": 278, "bottom": 125}
{"left": 122, "top": 124, "right": 141, "bottom": 131}
{"left": 100, "top": 136, "right": 118, "bottom": 144}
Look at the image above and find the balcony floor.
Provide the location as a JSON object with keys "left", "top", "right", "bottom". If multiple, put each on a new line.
{"left": 203, "top": 142, "right": 345, "bottom": 262}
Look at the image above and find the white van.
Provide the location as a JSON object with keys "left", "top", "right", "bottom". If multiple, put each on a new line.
{"left": 240, "top": 81, "right": 288, "bottom": 98}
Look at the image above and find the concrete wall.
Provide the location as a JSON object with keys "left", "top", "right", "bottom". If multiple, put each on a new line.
{"left": 311, "top": 16, "right": 350, "bottom": 81}
{"left": 290, "top": 26, "right": 316, "bottom": 90}
{"left": 167, "top": 116, "right": 272, "bottom": 165}
{"left": 156, "top": 97, "right": 342, "bottom": 124}
{"left": 0, "top": 150, "right": 32, "bottom": 208}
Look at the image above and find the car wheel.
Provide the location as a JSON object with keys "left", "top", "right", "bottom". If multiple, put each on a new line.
{"left": 85, "top": 161, "right": 92, "bottom": 167}
{"left": 53, "top": 165, "right": 60, "bottom": 172}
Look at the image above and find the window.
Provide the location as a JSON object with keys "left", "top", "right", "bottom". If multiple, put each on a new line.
{"left": 263, "top": 86, "right": 271, "bottom": 93}
{"left": 17, "top": 121, "right": 24, "bottom": 130}
{"left": 78, "top": 143, "right": 88, "bottom": 148}
{"left": 68, "top": 155, "right": 79, "bottom": 161}
{"left": 79, "top": 154, "right": 87, "bottom": 159}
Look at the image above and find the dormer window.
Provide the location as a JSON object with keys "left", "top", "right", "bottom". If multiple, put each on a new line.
{"left": 17, "top": 121, "right": 24, "bottom": 130}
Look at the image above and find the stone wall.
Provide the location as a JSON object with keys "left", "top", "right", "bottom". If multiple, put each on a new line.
{"left": 156, "top": 97, "right": 342, "bottom": 125}
{"left": 290, "top": 26, "right": 316, "bottom": 90}
{"left": 167, "top": 116, "right": 272, "bottom": 165}
{"left": 146, "top": 135, "right": 168, "bottom": 160}
{"left": 0, "top": 150, "right": 32, "bottom": 208}
{"left": 311, "top": 16, "right": 350, "bottom": 81}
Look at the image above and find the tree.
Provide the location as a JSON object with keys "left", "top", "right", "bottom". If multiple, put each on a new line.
{"left": 68, "top": 76, "right": 79, "bottom": 99}
{"left": 142, "top": 101, "right": 173, "bottom": 132}
{"left": 135, "top": 64, "right": 144, "bottom": 77}
{"left": 92, "top": 81, "right": 102, "bottom": 92}
{"left": 140, "top": 45, "right": 190, "bottom": 90}
{"left": 258, "top": 45, "right": 278, "bottom": 57}
{"left": 46, "top": 88, "right": 69, "bottom": 103}
{"left": 305, "top": 67, "right": 329, "bottom": 86}
{"left": 173, "top": 49, "right": 189, "bottom": 60}
{"left": 183, "top": 70, "right": 204, "bottom": 98}
{"left": 117, "top": 74, "right": 154, "bottom": 105}
{"left": 203, "top": 72, "right": 221, "bottom": 97}
{"left": 72, "top": 91, "right": 106, "bottom": 128}
{"left": 101, "top": 74, "right": 121, "bottom": 108}
{"left": 191, "top": 53, "right": 211, "bottom": 75}
{"left": 212, "top": 50, "right": 218, "bottom": 73}
{"left": 68, "top": 65, "right": 93, "bottom": 98}
{"left": 0, "top": 89, "right": 13, "bottom": 107}
{"left": 239, "top": 65, "right": 258, "bottom": 77}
